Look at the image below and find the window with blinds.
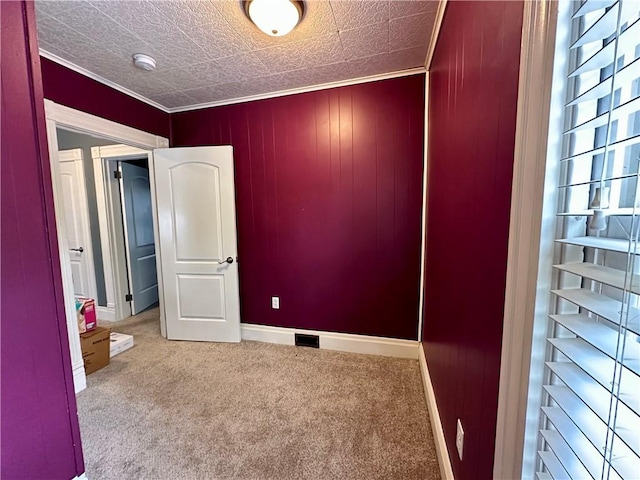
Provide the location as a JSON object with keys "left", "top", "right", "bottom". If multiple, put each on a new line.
{"left": 536, "top": 0, "right": 640, "bottom": 479}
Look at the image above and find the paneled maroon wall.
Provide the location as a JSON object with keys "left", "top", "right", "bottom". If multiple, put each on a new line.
{"left": 422, "top": 2, "right": 523, "bottom": 478}
{"left": 1, "top": 2, "right": 84, "bottom": 478}
{"left": 40, "top": 57, "right": 170, "bottom": 138}
{"left": 172, "top": 76, "right": 425, "bottom": 340}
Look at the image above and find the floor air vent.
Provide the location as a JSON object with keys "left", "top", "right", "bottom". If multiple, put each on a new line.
{"left": 295, "top": 333, "right": 319, "bottom": 348}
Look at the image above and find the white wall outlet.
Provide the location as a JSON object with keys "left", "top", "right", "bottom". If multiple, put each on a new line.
{"left": 456, "top": 419, "right": 464, "bottom": 460}
{"left": 271, "top": 296, "right": 280, "bottom": 309}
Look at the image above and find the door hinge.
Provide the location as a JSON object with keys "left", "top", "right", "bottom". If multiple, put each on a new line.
{"left": 114, "top": 170, "right": 122, "bottom": 179}
{"left": 125, "top": 293, "right": 133, "bottom": 302}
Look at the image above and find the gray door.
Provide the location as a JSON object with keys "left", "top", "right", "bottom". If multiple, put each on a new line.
{"left": 119, "top": 161, "right": 158, "bottom": 314}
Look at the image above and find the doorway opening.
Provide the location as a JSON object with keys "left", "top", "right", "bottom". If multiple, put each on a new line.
{"left": 91, "top": 143, "right": 159, "bottom": 321}
{"left": 44, "top": 99, "right": 170, "bottom": 394}
{"left": 54, "top": 128, "right": 158, "bottom": 323}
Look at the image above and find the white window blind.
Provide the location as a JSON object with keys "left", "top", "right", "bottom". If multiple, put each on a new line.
{"left": 537, "top": 1, "right": 640, "bottom": 479}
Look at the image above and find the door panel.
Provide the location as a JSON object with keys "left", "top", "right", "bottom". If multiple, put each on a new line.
{"left": 177, "top": 274, "right": 226, "bottom": 319}
{"left": 137, "top": 254, "right": 158, "bottom": 290}
{"left": 130, "top": 177, "right": 155, "bottom": 246}
{"left": 59, "top": 151, "right": 95, "bottom": 299}
{"left": 171, "top": 163, "right": 223, "bottom": 261}
{"left": 120, "top": 161, "right": 158, "bottom": 314}
{"left": 153, "top": 146, "right": 240, "bottom": 342}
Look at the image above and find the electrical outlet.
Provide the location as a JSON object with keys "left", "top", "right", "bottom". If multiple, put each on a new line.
{"left": 271, "top": 296, "right": 280, "bottom": 309}
{"left": 456, "top": 419, "right": 464, "bottom": 460}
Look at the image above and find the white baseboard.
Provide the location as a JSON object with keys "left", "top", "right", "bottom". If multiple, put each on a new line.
{"left": 72, "top": 473, "right": 88, "bottom": 480}
{"left": 240, "top": 324, "right": 419, "bottom": 359}
{"left": 96, "top": 306, "right": 116, "bottom": 321}
{"left": 72, "top": 360, "right": 86, "bottom": 394}
{"left": 419, "top": 343, "right": 455, "bottom": 480}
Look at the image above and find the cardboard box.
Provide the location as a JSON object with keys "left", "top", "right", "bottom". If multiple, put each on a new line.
{"left": 75, "top": 296, "right": 97, "bottom": 333}
{"left": 110, "top": 332, "right": 134, "bottom": 357}
{"left": 80, "top": 326, "right": 110, "bottom": 374}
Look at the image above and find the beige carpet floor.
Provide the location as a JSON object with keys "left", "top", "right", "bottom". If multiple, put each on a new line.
{"left": 76, "top": 309, "right": 440, "bottom": 479}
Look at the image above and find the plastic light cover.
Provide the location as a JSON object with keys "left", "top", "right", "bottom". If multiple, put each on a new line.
{"left": 248, "top": 0, "right": 300, "bottom": 37}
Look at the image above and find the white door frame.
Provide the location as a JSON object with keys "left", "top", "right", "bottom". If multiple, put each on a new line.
{"left": 92, "top": 144, "right": 153, "bottom": 322}
{"left": 46, "top": 131, "right": 88, "bottom": 394}
{"left": 492, "top": 1, "right": 560, "bottom": 478}
{"left": 44, "top": 100, "right": 169, "bottom": 393}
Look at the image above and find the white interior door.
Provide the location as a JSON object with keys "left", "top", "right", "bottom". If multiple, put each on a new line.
{"left": 58, "top": 149, "right": 97, "bottom": 300}
{"left": 153, "top": 146, "right": 241, "bottom": 342}
{"left": 119, "top": 161, "right": 158, "bottom": 314}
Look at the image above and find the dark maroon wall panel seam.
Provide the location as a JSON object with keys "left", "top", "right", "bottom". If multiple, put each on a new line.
{"left": 40, "top": 57, "right": 170, "bottom": 138}
{"left": 172, "top": 75, "right": 425, "bottom": 340}
{"left": 1, "top": 2, "right": 84, "bottom": 478}
{"left": 422, "top": 2, "right": 524, "bottom": 479}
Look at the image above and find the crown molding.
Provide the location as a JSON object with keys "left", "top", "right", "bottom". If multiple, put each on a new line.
{"left": 39, "top": 49, "right": 425, "bottom": 115}
{"left": 44, "top": 99, "right": 169, "bottom": 148}
{"left": 39, "top": 49, "right": 171, "bottom": 113}
{"left": 424, "top": 0, "right": 447, "bottom": 69}
{"left": 168, "top": 67, "right": 426, "bottom": 113}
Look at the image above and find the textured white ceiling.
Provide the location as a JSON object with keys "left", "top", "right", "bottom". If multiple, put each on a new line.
{"left": 35, "top": 0, "right": 438, "bottom": 110}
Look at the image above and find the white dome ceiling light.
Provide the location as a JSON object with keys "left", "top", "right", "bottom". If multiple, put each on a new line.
{"left": 244, "top": 0, "right": 304, "bottom": 37}
{"left": 132, "top": 53, "right": 156, "bottom": 71}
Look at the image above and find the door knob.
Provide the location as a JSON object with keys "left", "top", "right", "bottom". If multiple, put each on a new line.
{"left": 70, "top": 247, "right": 84, "bottom": 253}
{"left": 217, "top": 256, "right": 234, "bottom": 264}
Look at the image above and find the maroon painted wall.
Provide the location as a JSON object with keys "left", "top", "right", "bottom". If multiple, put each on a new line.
{"left": 1, "top": 2, "right": 84, "bottom": 478}
{"left": 40, "top": 57, "right": 170, "bottom": 138}
{"left": 422, "top": 2, "right": 523, "bottom": 478}
{"left": 172, "top": 76, "right": 425, "bottom": 340}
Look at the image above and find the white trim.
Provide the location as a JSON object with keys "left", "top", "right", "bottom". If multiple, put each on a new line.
{"left": 45, "top": 118, "right": 88, "bottom": 395}
{"left": 117, "top": 163, "right": 137, "bottom": 314}
{"left": 72, "top": 473, "right": 88, "bottom": 480}
{"left": 417, "top": 75, "right": 430, "bottom": 341}
{"left": 493, "top": 2, "right": 559, "bottom": 479}
{"left": 91, "top": 143, "right": 150, "bottom": 160}
{"left": 95, "top": 306, "right": 116, "bottom": 322}
{"left": 40, "top": 49, "right": 170, "bottom": 113}
{"left": 520, "top": 1, "right": 573, "bottom": 477}
{"left": 92, "top": 152, "right": 116, "bottom": 313}
{"left": 169, "top": 68, "right": 425, "bottom": 113}
{"left": 41, "top": 50, "right": 425, "bottom": 114}
{"left": 93, "top": 151, "right": 129, "bottom": 322}
{"left": 424, "top": 0, "right": 447, "bottom": 69}
{"left": 91, "top": 145, "right": 150, "bottom": 323}
{"left": 419, "top": 343, "right": 454, "bottom": 480}
{"left": 147, "top": 152, "right": 167, "bottom": 338}
{"left": 72, "top": 362, "right": 87, "bottom": 394}
{"left": 240, "top": 324, "right": 419, "bottom": 359}
{"left": 44, "top": 100, "right": 169, "bottom": 150}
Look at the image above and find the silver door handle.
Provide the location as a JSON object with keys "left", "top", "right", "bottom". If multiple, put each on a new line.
{"left": 217, "top": 256, "right": 233, "bottom": 264}
{"left": 70, "top": 247, "right": 84, "bottom": 253}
